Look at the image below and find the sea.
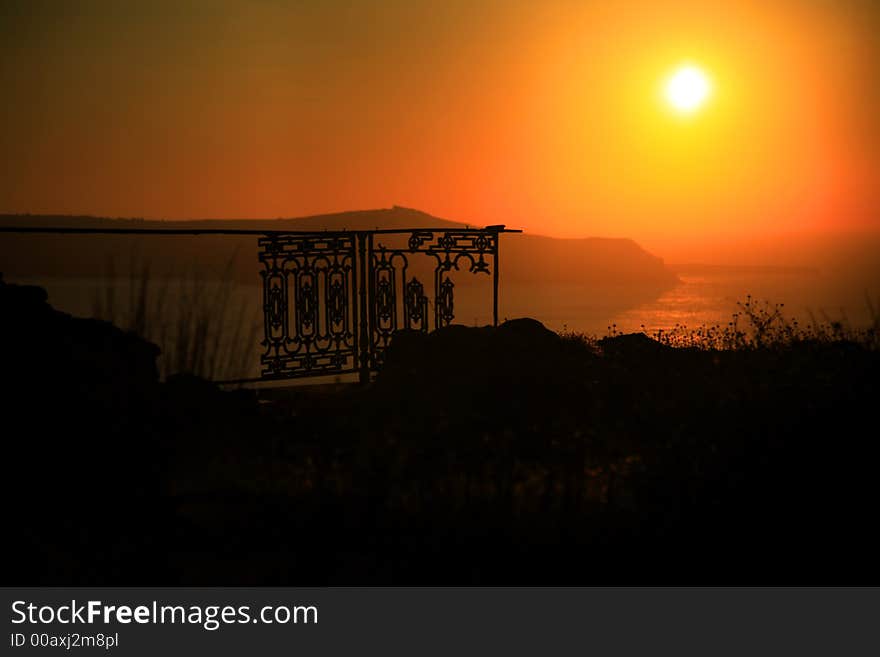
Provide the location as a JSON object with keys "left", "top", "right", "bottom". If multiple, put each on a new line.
{"left": 8, "top": 266, "right": 877, "bottom": 381}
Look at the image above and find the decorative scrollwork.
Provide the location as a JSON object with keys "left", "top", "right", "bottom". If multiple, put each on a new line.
{"left": 438, "top": 233, "right": 456, "bottom": 250}
{"left": 369, "top": 247, "right": 405, "bottom": 367}
{"left": 327, "top": 278, "right": 346, "bottom": 326}
{"left": 403, "top": 230, "right": 497, "bottom": 257}
{"left": 471, "top": 253, "right": 490, "bottom": 274}
{"left": 376, "top": 277, "right": 394, "bottom": 323}
{"left": 266, "top": 275, "right": 285, "bottom": 332}
{"left": 296, "top": 273, "right": 317, "bottom": 332}
{"left": 404, "top": 278, "right": 429, "bottom": 331}
{"left": 436, "top": 276, "right": 455, "bottom": 328}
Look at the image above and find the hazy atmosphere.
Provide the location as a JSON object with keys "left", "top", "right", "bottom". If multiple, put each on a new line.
{"left": 3, "top": 0, "right": 879, "bottom": 590}
{"left": 3, "top": 1, "right": 879, "bottom": 260}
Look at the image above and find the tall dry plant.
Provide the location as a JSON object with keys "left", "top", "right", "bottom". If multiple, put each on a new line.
{"left": 92, "top": 251, "right": 261, "bottom": 381}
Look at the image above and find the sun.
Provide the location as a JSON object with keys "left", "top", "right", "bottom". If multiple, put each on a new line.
{"left": 664, "top": 64, "right": 711, "bottom": 114}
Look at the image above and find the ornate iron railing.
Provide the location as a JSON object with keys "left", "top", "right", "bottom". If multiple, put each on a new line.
{"left": 258, "top": 226, "right": 517, "bottom": 382}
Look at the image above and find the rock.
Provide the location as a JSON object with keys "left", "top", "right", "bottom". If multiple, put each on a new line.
{"left": 496, "top": 317, "right": 560, "bottom": 345}
{"left": 0, "top": 276, "right": 160, "bottom": 396}
{"left": 598, "top": 332, "right": 670, "bottom": 359}
{"left": 374, "top": 318, "right": 597, "bottom": 413}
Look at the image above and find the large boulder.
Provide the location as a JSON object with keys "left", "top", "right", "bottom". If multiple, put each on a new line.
{"left": 374, "top": 318, "right": 597, "bottom": 415}
{"left": 0, "top": 275, "right": 160, "bottom": 399}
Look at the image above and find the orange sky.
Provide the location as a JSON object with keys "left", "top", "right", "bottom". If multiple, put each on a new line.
{"left": 2, "top": 0, "right": 878, "bottom": 257}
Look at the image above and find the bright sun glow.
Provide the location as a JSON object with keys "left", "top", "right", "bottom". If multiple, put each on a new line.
{"left": 664, "top": 65, "right": 711, "bottom": 114}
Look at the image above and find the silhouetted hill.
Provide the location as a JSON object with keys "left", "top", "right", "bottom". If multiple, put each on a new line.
{"left": 502, "top": 233, "right": 674, "bottom": 285}
{"left": 0, "top": 206, "right": 463, "bottom": 233}
{"left": 0, "top": 207, "right": 677, "bottom": 289}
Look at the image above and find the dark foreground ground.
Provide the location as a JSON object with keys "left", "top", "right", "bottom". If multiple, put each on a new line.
{"left": 3, "top": 276, "right": 879, "bottom": 584}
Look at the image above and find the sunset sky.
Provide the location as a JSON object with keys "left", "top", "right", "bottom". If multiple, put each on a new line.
{"left": 2, "top": 0, "right": 878, "bottom": 257}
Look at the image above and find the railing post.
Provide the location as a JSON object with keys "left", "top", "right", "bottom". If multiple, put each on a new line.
{"left": 493, "top": 231, "right": 500, "bottom": 327}
{"left": 357, "top": 232, "right": 370, "bottom": 385}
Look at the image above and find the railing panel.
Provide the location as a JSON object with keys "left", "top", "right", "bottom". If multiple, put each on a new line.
{"left": 258, "top": 234, "right": 359, "bottom": 379}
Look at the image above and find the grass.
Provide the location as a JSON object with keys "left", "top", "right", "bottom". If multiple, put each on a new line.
{"left": 578, "top": 294, "right": 880, "bottom": 351}
{"left": 91, "top": 252, "right": 261, "bottom": 381}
